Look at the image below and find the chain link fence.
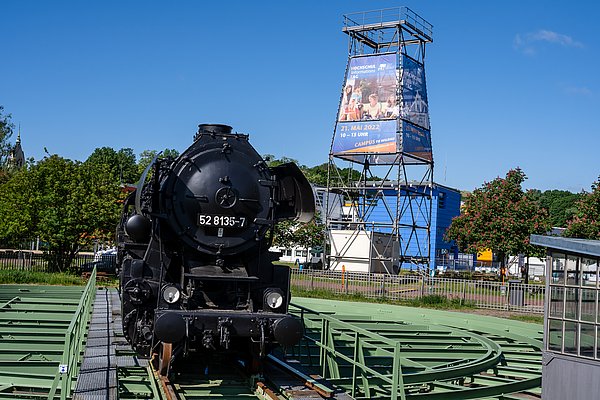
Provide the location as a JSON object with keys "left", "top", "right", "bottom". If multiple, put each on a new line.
{"left": 290, "top": 269, "right": 545, "bottom": 313}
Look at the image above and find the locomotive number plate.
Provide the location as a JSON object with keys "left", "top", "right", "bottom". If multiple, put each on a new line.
{"left": 197, "top": 214, "right": 247, "bottom": 228}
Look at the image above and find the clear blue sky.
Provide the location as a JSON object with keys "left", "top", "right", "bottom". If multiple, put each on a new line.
{"left": 1, "top": 0, "right": 598, "bottom": 192}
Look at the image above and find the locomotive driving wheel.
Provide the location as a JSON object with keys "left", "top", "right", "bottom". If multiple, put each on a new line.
{"left": 158, "top": 342, "right": 173, "bottom": 377}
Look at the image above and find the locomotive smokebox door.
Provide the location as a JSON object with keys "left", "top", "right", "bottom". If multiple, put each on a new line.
{"left": 271, "top": 162, "right": 315, "bottom": 222}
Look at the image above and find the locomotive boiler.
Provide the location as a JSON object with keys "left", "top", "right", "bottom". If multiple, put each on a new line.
{"left": 117, "top": 124, "right": 314, "bottom": 375}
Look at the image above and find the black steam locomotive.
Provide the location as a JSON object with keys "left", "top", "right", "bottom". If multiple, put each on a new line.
{"left": 117, "top": 124, "right": 314, "bottom": 375}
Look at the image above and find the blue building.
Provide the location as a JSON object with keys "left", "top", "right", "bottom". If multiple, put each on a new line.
{"left": 356, "top": 182, "right": 461, "bottom": 270}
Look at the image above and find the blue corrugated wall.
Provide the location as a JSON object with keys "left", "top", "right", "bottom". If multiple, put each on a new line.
{"left": 358, "top": 184, "right": 461, "bottom": 270}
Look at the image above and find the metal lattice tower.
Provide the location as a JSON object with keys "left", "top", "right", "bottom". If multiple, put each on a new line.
{"left": 325, "top": 7, "right": 434, "bottom": 274}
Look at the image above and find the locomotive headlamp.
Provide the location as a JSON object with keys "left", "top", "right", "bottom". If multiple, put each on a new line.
{"left": 264, "top": 289, "right": 284, "bottom": 310}
{"left": 162, "top": 285, "right": 180, "bottom": 304}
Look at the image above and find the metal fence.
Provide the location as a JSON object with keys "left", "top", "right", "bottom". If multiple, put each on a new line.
{"left": 48, "top": 268, "right": 97, "bottom": 399}
{"left": 434, "top": 258, "right": 503, "bottom": 272}
{"left": 0, "top": 251, "right": 116, "bottom": 273}
{"left": 290, "top": 269, "right": 545, "bottom": 314}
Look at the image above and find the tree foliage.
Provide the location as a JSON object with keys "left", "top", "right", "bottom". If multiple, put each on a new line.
{"left": 273, "top": 216, "right": 325, "bottom": 253}
{"left": 0, "top": 106, "right": 14, "bottom": 166}
{"left": 564, "top": 178, "right": 600, "bottom": 239}
{"left": 445, "top": 168, "right": 550, "bottom": 264}
{"left": 529, "top": 189, "right": 582, "bottom": 227}
{"left": 0, "top": 106, "right": 15, "bottom": 183}
{"left": 137, "top": 149, "right": 180, "bottom": 178}
{"left": 263, "top": 154, "right": 299, "bottom": 168}
{"left": 301, "top": 163, "right": 329, "bottom": 186}
{"left": 86, "top": 147, "right": 138, "bottom": 184}
{"left": 0, "top": 155, "right": 123, "bottom": 271}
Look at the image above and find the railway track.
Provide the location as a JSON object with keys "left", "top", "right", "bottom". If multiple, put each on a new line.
{"left": 118, "top": 350, "right": 349, "bottom": 399}
{"left": 153, "top": 353, "right": 348, "bottom": 400}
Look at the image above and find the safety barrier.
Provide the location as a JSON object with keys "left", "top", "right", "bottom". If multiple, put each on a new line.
{"left": 290, "top": 269, "right": 545, "bottom": 313}
{"left": 0, "top": 251, "right": 115, "bottom": 273}
{"left": 292, "top": 303, "right": 406, "bottom": 399}
{"left": 48, "top": 268, "right": 97, "bottom": 400}
{"left": 288, "top": 299, "right": 543, "bottom": 399}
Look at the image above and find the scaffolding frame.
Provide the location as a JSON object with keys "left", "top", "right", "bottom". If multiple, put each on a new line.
{"left": 325, "top": 7, "right": 434, "bottom": 274}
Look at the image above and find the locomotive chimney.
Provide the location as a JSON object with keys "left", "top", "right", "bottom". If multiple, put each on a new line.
{"left": 195, "top": 124, "right": 233, "bottom": 141}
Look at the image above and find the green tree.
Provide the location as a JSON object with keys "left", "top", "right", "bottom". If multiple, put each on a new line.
{"left": 273, "top": 215, "right": 325, "bottom": 261}
{"left": 263, "top": 154, "right": 299, "bottom": 168}
{"left": 0, "top": 106, "right": 14, "bottom": 164}
{"left": 445, "top": 168, "right": 550, "bottom": 267}
{"left": 564, "top": 178, "right": 600, "bottom": 239}
{"left": 0, "top": 167, "right": 35, "bottom": 244}
{"left": 530, "top": 189, "right": 582, "bottom": 227}
{"left": 0, "top": 155, "right": 123, "bottom": 271}
{"left": 272, "top": 219, "right": 297, "bottom": 249}
{"left": 86, "top": 147, "right": 138, "bottom": 184}
{"left": 0, "top": 106, "right": 15, "bottom": 183}
{"left": 301, "top": 163, "right": 329, "bottom": 186}
{"left": 293, "top": 216, "right": 326, "bottom": 253}
{"left": 137, "top": 149, "right": 180, "bottom": 178}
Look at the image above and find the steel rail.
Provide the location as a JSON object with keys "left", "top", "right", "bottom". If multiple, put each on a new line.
{"left": 140, "top": 350, "right": 349, "bottom": 399}
{"left": 266, "top": 354, "right": 334, "bottom": 398}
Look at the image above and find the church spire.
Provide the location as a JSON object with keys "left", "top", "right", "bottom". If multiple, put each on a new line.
{"left": 8, "top": 124, "right": 25, "bottom": 169}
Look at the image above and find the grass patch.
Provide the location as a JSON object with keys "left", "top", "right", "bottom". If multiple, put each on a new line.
{"left": 274, "top": 261, "right": 297, "bottom": 268}
{"left": 402, "top": 294, "right": 476, "bottom": 310}
{"left": 97, "top": 276, "right": 119, "bottom": 287}
{"left": 291, "top": 287, "right": 476, "bottom": 310}
{"left": 292, "top": 287, "right": 385, "bottom": 303}
{"left": 0, "top": 270, "right": 86, "bottom": 285}
{"left": 507, "top": 314, "right": 544, "bottom": 324}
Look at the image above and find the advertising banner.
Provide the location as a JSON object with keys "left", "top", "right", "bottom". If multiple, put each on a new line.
{"left": 333, "top": 120, "right": 397, "bottom": 155}
{"left": 401, "top": 121, "right": 432, "bottom": 161}
{"left": 401, "top": 56, "right": 430, "bottom": 130}
{"left": 333, "top": 54, "right": 399, "bottom": 162}
{"left": 332, "top": 53, "right": 433, "bottom": 164}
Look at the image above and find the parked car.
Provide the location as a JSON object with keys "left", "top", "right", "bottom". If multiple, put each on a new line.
{"left": 81, "top": 252, "right": 117, "bottom": 274}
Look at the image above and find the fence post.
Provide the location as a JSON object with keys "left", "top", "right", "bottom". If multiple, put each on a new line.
{"left": 461, "top": 280, "right": 466, "bottom": 305}
{"left": 420, "top": 276, "right": 425, "bottom": 298}
{"left": 345, "top": 272, "right": 349, "bottom": 294}
{"left": 310, "top": 273, "right": 314, "bottom": 291}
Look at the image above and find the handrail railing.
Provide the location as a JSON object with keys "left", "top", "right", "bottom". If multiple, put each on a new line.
{"left": 291, "top": 303, "right": 407, "bottom": 400}
{"left": 47, "top": 267, "right": 97, "bottom": 400}
{"left": 288, "top": 302, "right": 541, "bottom": 400}
{"left": 291, "top": 269, "right": 546, "bottom": 313}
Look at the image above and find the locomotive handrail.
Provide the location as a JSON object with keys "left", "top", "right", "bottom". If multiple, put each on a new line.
{"left": 47, "top": 267, "right": 97, "bottom": 400}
